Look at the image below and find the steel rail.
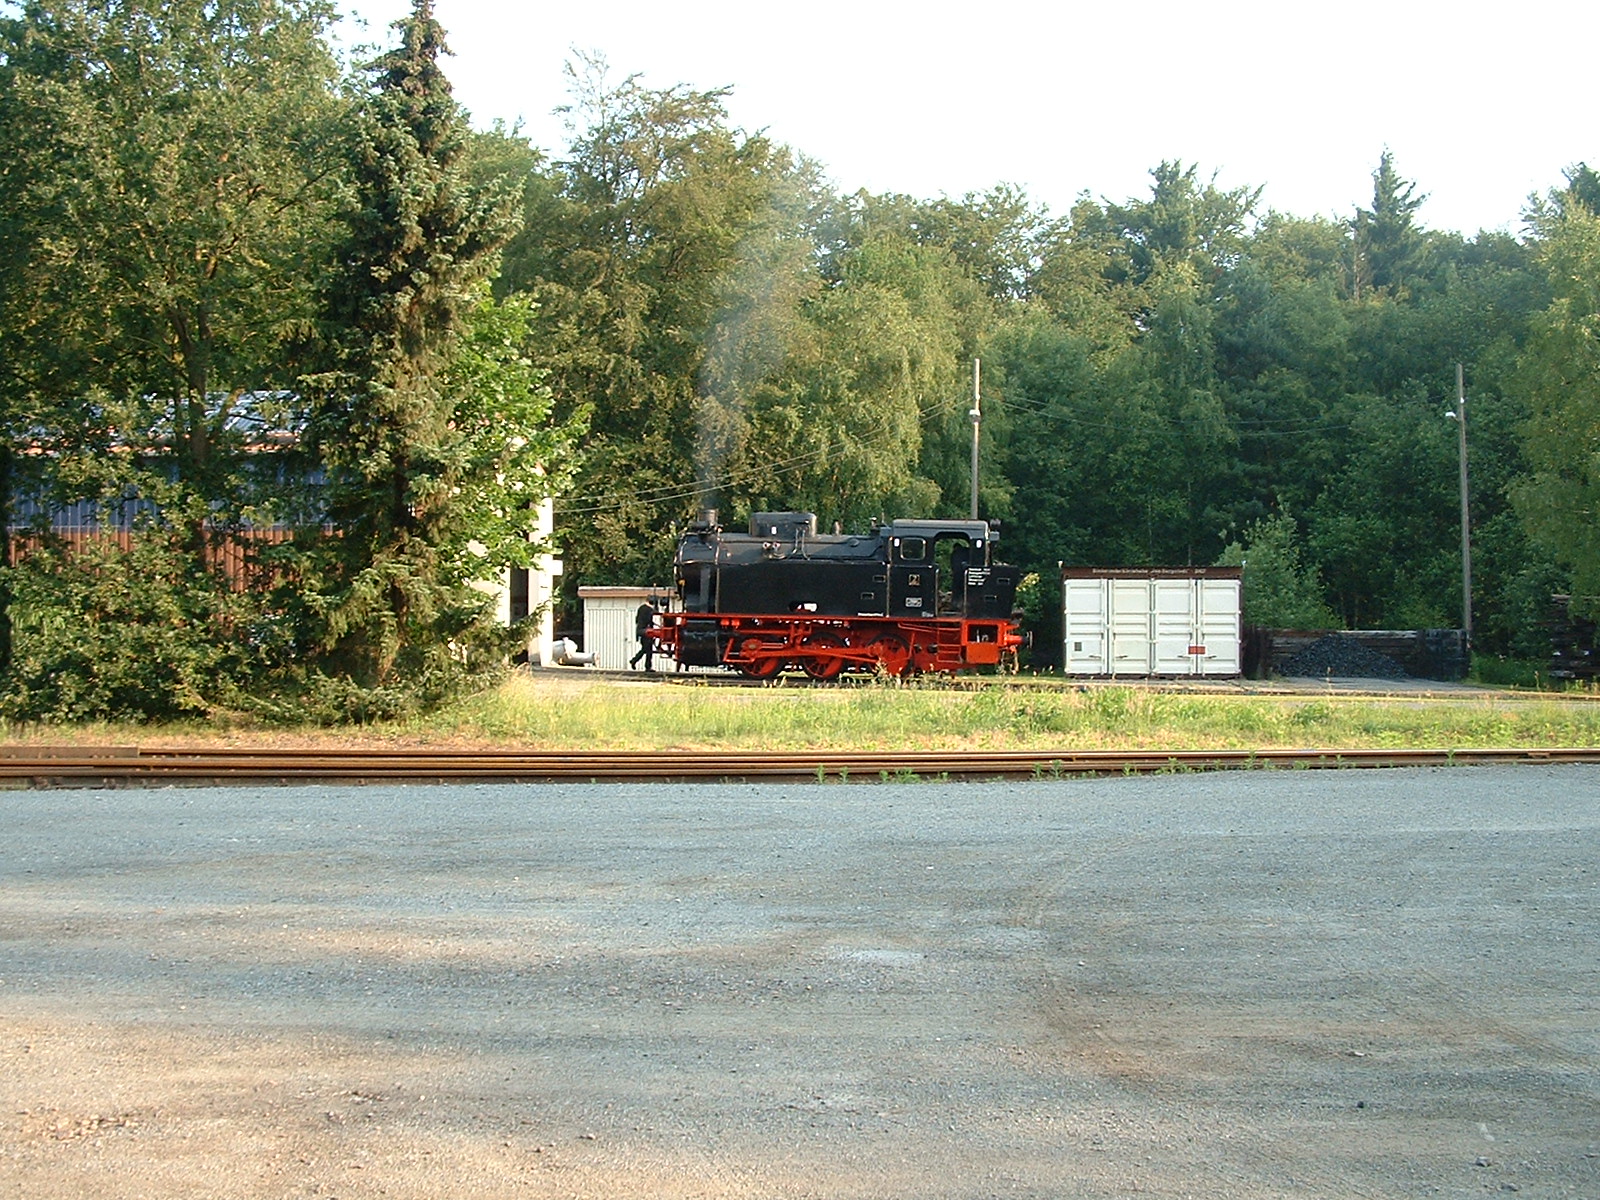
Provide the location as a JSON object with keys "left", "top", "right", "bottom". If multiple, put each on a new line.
{"left": 0, "top": 745, "right": 1597, "bottom": 786}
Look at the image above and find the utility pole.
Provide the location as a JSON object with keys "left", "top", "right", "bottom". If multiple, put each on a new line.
{"left": 969, "top": 358, "right": 981, "bottom": 521}
{"left": 1447, "top": 363, "right": 1472, "bottom": 644}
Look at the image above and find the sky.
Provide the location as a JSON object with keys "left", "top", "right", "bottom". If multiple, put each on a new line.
{"left": 338, "top": 0, "right": 1598, "bottom": 237}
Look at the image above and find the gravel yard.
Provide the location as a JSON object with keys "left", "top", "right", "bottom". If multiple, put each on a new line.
{"left": 2, "top": 767, "right": 1597, "bottom": 1198}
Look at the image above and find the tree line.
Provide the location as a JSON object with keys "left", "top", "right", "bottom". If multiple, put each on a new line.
{"left": 2, "top": 0, "right": 1597, "bottom": 720}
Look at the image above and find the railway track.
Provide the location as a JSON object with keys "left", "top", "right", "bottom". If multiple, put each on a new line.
{"left": 1, "top": 744, "right": 1598, "bottom": 786}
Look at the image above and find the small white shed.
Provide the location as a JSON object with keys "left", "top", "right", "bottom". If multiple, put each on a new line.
{"left": 577, "top": 586, "right": 676, "bottom": 672}
{"left": 1062, "top": 567, "right": 1242, "bottom": 677}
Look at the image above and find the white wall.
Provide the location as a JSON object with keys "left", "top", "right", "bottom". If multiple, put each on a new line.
{"left": 469, "top": 496, "right": 562, "bottom": 666}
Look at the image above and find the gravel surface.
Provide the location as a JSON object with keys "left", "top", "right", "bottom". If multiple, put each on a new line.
{"left": 2, "top": 768, "right": 1597, "bottom": 1198}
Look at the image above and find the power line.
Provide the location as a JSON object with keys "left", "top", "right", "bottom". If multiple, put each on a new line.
{"left": 998, "top": 393, "right": 1359, "bottom": 438}
{"left": 554, "top": 396, "right": 956, "bottom": 516}
{"left": 554, "top": 387, "right": 1362, "bottom": 518}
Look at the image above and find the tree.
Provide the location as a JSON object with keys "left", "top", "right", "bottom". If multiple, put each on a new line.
{"left": 0, "top": 0, "right": 345, "bottom": 712}
{"left": 0, "top": 0, "right": 343, "bottom": 492}
{"left": 1513, "top": 197, "right": 1600, "bottom": 609}
{"left": 1566, "top": 163, "right": 1600, "bottom": 216}
{"left": 298, "top": 0, "right": 564, "bottom": 692}
{"left": 1307, "top": 390, "right": 1459, "bottom": 629}
{"left": 719, "top": 229, "right": 963, "bottom": 530}
{"left": 985, "top": 306, "right": 1189, "bottom": 570}
{"left": 1102, "top": 161, "right": 1260, "bottom": 290}
{"left": 813, "top": 184, "right": 1056, "bottom": 304}
{"left": 1355, "top": 150, "right": 1428, "bottom": 298}
{"left": 1215, "top": 513, "right": 1336, "bottom": 629}
{"left": 511, "top": 57, "right": 817, "bottom": 589}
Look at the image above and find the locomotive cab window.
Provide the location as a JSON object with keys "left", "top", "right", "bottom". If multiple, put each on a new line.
{"left": 895, "top": 536, "right": 927, "bottom": 563}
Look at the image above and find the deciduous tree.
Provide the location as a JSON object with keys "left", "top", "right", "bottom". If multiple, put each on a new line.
{"left": 513, "top": 57, "right": 818, "bottom": 586}
{"left": 1514, "top": 197, "right": 1600, "bottom": 609}
{"left": 0, "top": 0, "right": 343, "bottom": 710}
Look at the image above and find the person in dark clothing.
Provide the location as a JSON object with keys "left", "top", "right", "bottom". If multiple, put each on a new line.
{"left": 630, "top": 598, "right": 657, "bottom": 670}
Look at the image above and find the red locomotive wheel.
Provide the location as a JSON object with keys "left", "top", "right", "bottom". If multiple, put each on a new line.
{"left": 734, "top": 636, "right": 783, "bottom": 679}
{"left": 800, "top": 631, "right": 847, "bottom": 681}
{"left": 865, "top": 633, "right": 912, "bottom": 677}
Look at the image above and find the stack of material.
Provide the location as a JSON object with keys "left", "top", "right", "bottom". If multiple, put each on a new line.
{"left": 1277, "top": 633, "right": 1409, "bottom": 679}
{"left": 1548, "top": 596, "right": 1598, "bottom": 681}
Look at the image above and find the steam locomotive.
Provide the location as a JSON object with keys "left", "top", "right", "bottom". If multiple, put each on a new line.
{"left": 649, "top": 511, "right": 1023, "bottom": 678}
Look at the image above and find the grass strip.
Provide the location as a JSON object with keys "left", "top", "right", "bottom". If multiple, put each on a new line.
{"left": 5, "top": 674, "right": 1600, "bottom": 754}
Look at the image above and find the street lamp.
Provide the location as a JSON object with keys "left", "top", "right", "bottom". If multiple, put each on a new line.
{"left": 1444, "top": 363, "right": 1472, "bottom": 645}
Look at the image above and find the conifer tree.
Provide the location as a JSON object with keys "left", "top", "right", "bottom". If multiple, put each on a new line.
{"left": 1355, "top": 150, "right": 1429, "bottom": 296}
{"left": 299, "top": 0, "right": 532, "bottom": 690}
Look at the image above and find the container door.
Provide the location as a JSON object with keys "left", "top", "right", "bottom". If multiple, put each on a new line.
{"left": 1153, "top": 579, "right": 1200, "bottom": 675}
{"left": 1109, "top": 580, "right": 1153, "bottom": 675}
{"left": 1063, "top": 579, "right": 1109, "bottom": 673}
{"left": 1197, "top": 578, "right": 1242, "bottom": 675}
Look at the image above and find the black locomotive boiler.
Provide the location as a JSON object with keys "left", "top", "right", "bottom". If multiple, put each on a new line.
{"left": 650, "top": 511, "right": 1023, "bottom": 678}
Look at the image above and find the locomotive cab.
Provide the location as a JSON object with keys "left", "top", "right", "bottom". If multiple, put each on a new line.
{"left": 887, "top": 519, "right": 1018, "bottom": 621}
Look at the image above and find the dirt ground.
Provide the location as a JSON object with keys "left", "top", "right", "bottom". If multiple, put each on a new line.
{"left": 2, "top": 767, "right": 1597, "bottom": 1198}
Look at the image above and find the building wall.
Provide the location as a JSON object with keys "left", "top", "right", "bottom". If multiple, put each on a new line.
{"left": 471, "top": 499, "right": 562, "bottom": 666}
{"left": 28, "top": 488, "right": 561, "bottom": 664}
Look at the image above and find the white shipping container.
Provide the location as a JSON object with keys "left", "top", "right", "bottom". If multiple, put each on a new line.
{"left": 1062, "top": 569, "right": 1241, "bottom": 677}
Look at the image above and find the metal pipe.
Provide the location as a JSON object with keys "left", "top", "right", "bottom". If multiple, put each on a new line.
{"left": 1454, "top": 363, "right": 1472, "bottom": 645}
{"left": 969, "top": 358, "right": 981, "bottom": 520}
